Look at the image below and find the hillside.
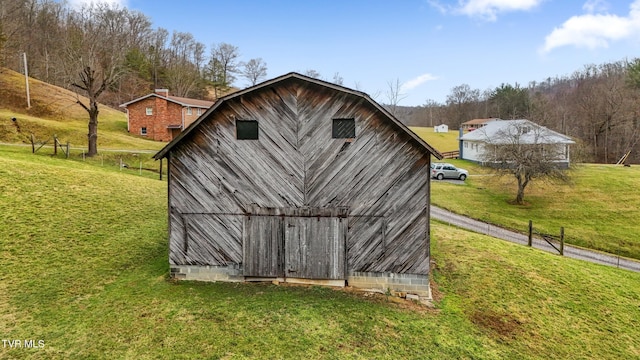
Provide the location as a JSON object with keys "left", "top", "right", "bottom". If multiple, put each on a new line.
{"left": 0, "top": 67, "right": 162, "bottom": 151}
{"left": 1, "top": 147, "right": 638, "bottom": 359}
{"left": 409, "top": 126, "right": 459, "bottom": 152}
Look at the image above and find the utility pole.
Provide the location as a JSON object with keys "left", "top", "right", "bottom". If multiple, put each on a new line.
{"left": 23, "top": 52, "right": 31, "bottom": 108}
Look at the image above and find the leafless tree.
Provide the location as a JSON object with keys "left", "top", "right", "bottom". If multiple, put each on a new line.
{"left": 303, "top": 69, "right": 321, "bottom": 79}
{"left": 478, "top": 122, "right": 572, "bottom": 204}
{"left": 164, "top": 31, "right": 204, "bottom": 97}
{"left": 63, "top": 3, "right": 150, "bottom": 156}
{"left": 206, "top": 42, "right": 240, "bottom": 95}
{"left": 445, "top": 84, "right": 483, "bottom": 128}
{"left": 240, "top": 57, "right": 267, "bottom": 86}
{"left": 332, "top": 72, "right": 343, "bottom": 86}
{"left": 385, "top": 78, "right": 407, "bottom": 117}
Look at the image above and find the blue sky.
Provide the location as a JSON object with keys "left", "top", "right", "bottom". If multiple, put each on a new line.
{"left": 71, "top": 0, "right": 640, "bottom": 106}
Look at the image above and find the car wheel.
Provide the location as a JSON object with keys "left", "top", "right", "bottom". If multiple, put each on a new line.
{"left": 459, "top": 174, "right": 467, "bottom": 181}
{"left": 437, "top": 174, "right": 444, "bottom": 180}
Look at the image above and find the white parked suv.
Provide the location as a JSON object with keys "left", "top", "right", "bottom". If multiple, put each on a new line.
{"left": 431, "top": 163, "right": 469, "bottom": 181}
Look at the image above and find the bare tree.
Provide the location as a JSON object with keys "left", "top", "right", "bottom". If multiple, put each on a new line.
{"left": 332, "top": 72, "right": 343, "bottom": 85}
{"left": 165, "top": 31, "right": 204, "bottom": 97}
{"left": 445, "top": 84, "right": 483, "bottom": 128}
{"left": 206, "top": 42, "right": 240, "bottom": 95}
{"left": 303, "top": 69, "right": 321, "bottom": 79}
{"left": 240, "top": 57, "right": 267, "bottom": 86}
{"left": 478, "top": 121, "right": 572, "bottom": 204}
{"left": 385, "top": 78, "right": 407, "bottom": 117}
{"left": 63, "top": 3, "right": 150, "bottom": 157}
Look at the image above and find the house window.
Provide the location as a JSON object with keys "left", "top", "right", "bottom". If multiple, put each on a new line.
{"left": 464, "top": 142, "right": 468, "bottom": 148}
{"left": 197, "top": 108, "right": 202, "bottom": 116}
{"left": 146, "top": 107, "right": 153, "bottom": 115}
{"left": 332, "top": 118, "right": 355, "bottom": 139}
{"left": 186, "top": 107, "right": 192, "bottom": 115}
{"left": 237, "top": 120, "right": 259, "bottom": 140}
{"left": 141, "top": 127, "right": 147, "bottom": 136}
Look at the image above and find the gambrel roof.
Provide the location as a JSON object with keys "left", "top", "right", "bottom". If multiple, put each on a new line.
{"left": 460, "top": 119, "right": 575, "bottom": 145}
{"left": 154, "top": 72, "right": 443, "bottom": 160}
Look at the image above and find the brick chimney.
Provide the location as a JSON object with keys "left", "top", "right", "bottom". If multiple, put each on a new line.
{"left": 155, "top": 89, "right": 169, "bottom": 97}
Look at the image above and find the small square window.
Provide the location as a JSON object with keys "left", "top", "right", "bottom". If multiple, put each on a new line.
{"left": 197, "top": 108, "right": 202, "bottom": 116}
{"left": 146, "top": 107, "right": 153, "bottom": 115}
{"left": 141, "top": 127, "right": 147, "bottom": 135}
{"left": 186, "top": 107, "right": 192, "bottom": 115}
{"left": 237, "top": 120, "right": 258, "bottom": 140}
{"left": 332, "top": 118, "right": 355, "bottom": 139}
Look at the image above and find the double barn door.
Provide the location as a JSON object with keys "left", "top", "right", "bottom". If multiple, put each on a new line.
{"left": 242, "top": 208, "right": 347, "bottom": 280}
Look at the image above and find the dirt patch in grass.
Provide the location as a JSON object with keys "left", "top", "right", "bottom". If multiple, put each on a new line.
{"left": 470, "top": 309, "right": 523, "bottom": 339}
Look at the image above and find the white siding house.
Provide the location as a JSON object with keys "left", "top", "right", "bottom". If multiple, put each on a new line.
{"left": 460, "top": 119, "right": 575, "bottom": 167}
{"left": 434, "top": 124, "right": 449, "bottom": 133}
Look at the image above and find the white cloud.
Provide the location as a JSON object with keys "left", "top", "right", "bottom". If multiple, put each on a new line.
{"left": 67, "top": 0, "right": 127, "bottom": 9}
{"left": 540, "top": 0, "right": 640, "bottom": 53}
{"left": 456, "top": 0, "right": 545, "bottom": 21}
{"left": 401, "top": 73, "right": 438, "bottom": 92}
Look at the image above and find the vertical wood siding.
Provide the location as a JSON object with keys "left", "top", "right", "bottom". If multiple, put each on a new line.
{"left": 167, "top": 77, "right": 431, "bottom": 275}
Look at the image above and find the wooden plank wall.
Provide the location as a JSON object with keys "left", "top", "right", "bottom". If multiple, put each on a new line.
{"left": 168, "top": 78, "right": 431, "bottom": 275}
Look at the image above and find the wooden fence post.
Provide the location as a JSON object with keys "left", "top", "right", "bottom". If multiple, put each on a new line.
{"left": 528, "top": 220, "right": 533, "bottom": 247}
{"left": 159, "top": 158, "right": 163, "bottom": 180}
{"left": 560, "top": 227, "right": 565, "bottom": 256}
{"left": 66, "top": 142, "right": 70, "bottom": 158}
{"left": 30, "top": 134, "right": 35, "bottom": 153}
{"left": 53, "top": 135, "right": 57, "bottom": 156}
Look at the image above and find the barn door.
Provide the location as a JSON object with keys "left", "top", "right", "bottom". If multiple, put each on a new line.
{"left": 284, "top": 216, "right": 346, "bottom": 280}
{"left": 243, "top": 215, "right": 284, "bottom": 277}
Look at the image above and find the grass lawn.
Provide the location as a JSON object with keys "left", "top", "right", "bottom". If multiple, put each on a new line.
{"left": 409, "top": 127, "right": 460, "bottom": 152}
{"left": 1, "top": 148, "right": 639, "bottom": 359}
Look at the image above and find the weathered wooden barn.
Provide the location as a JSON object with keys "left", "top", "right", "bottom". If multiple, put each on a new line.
{"left": 154, "top": 72, "right": 443, "bottom": 297}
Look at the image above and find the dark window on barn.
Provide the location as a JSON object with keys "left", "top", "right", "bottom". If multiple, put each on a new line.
{"left": 332, "top": 118, "right": 355, "bottom": 139}
{"left": 236, "top": 120, "right": 259, "bottom": 140}
{"left": 140, "top": 127, "right": 147, "bottom": 135}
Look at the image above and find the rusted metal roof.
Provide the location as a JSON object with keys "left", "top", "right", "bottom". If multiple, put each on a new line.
{"left": 461, "top": 118, "right": 499, "bottom": 125}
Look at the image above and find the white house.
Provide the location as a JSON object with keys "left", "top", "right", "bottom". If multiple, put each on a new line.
{"left": 459, "top": 119, "right": 575, "bottom": 167}
{"left": 434, "top": 124, "right": 449, "bottom": 133}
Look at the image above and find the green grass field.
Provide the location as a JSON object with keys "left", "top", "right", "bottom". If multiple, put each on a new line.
{"left": 1, "top": 147, "right": 639, "bottom": 359}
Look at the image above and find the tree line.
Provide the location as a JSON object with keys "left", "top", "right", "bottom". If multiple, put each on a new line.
{"left": 407, "top": 59, "right": 640, "bottom": 164}
{"left": 0, "top": 0, "right": 268, "bottom": 155}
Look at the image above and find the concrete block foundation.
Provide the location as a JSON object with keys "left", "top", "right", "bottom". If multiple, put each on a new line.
{"left": 169, "top": 265, "right": 431, "bottom": 300}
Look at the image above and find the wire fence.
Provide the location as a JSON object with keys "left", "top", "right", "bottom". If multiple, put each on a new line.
{"left": 1, "top": 137, "right": 164, "bottom": 179}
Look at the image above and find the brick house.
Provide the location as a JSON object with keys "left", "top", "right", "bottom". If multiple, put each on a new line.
{"left": 120, "top": 89, "right": 214, "bottom": 142}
